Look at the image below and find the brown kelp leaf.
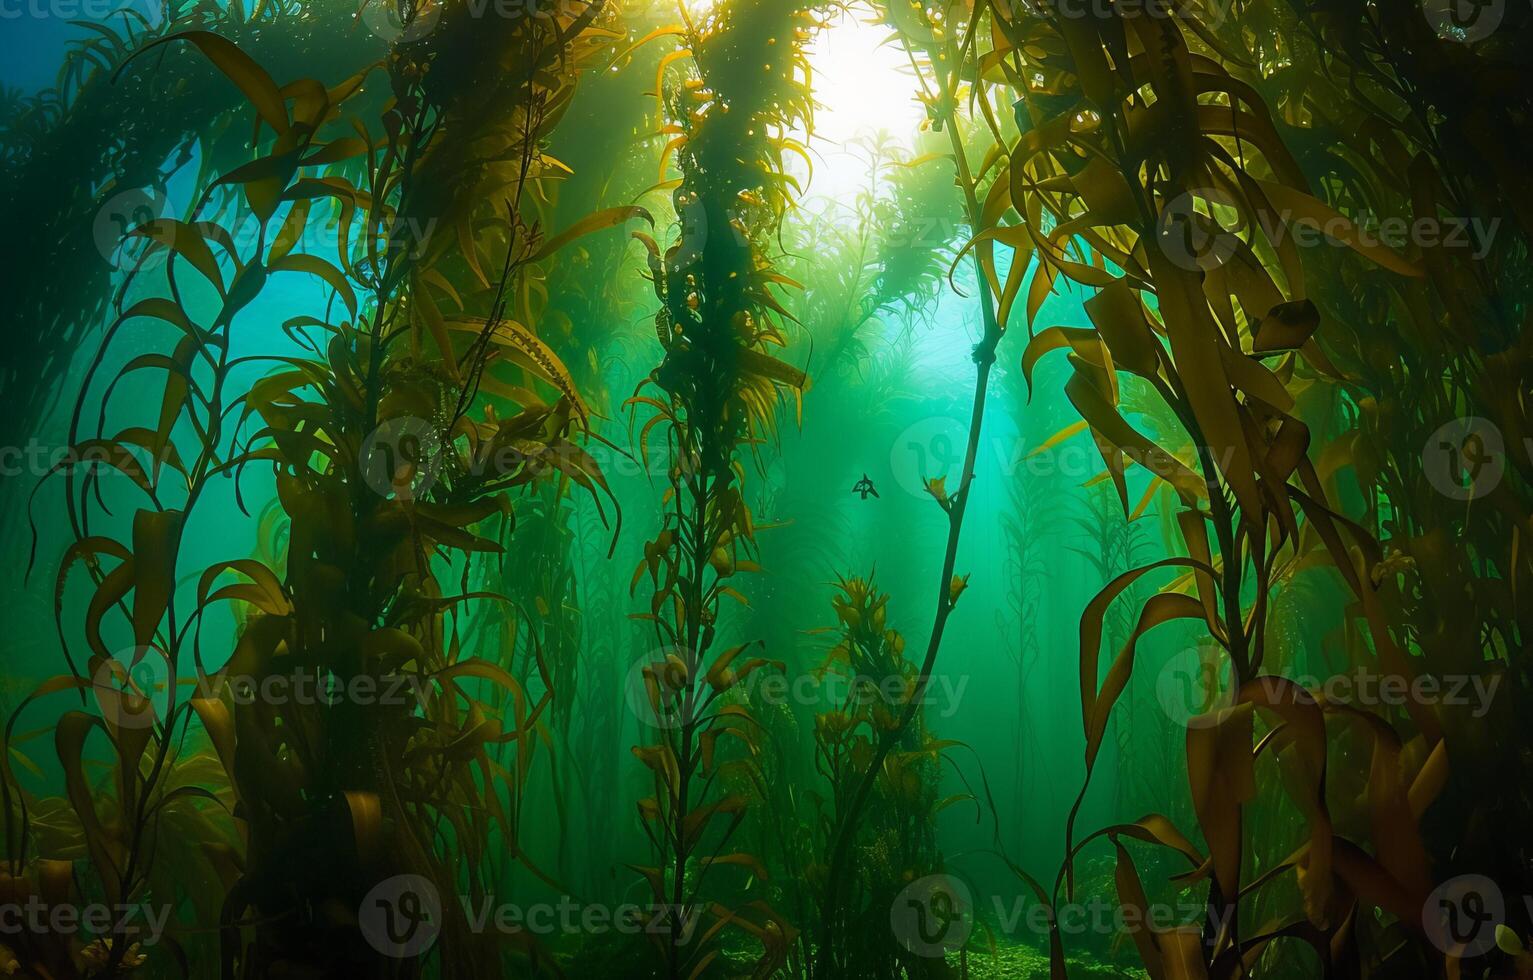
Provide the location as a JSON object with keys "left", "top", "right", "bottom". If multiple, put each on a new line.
{"left": 55, "top": 712, "right": 121, "bottom": 904}
{"left": 269, "top": 254, "right": 357, "bottom": 320}
{"left": 116, "top": 31, "right": 289, "bottom": 135}
{"left": 134, "top": 220, "right": 225, "bottom": 297}
{"left": 131, "top": 508, "right": 185, "bottom": 650}
{"left": 1252, "top": 300, "right": 1320, "bottom": 353}
{"left": 1186, "top": 702, "right": 1255, "bottom": 900}
{"left": 1145, "top": 252, "right": 1263, "bottom": 526}
{"left": 1240, "top": 675, "right": 1333, "bottom": 924}
{"left": 1112, "top": 837, "right": 1164, "bottom": 977}
{"left": 1087, "top": 280, "right": 1161, "bottom": 379}
{"left": 1085, "top": 591, "right": 1203, "bottom": 766}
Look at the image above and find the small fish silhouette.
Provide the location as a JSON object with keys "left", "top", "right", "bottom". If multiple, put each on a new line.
{"left": 852, "top": 474, "right": 879, "bottom": 500}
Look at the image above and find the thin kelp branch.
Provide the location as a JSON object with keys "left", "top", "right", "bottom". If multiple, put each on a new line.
{"left": 625, "top": 2, "right": 818, "bottom": 977}
{"left": 815, "top": 4, "right": 1008, "bottom": 970}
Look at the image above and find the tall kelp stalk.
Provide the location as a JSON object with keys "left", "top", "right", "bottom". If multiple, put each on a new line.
{"left": 5, "top": 2, "right": 634, "bottom": 975}
{"left": 1225, "top": 0, "right": 1533, "bottom": 928}
{"left": 965, "top": 1, "right": 1461, "bottom": 975}
{"left": 814, "top": 2, "right": 1011, "bottom": 970}
{"left": 0, "top": 1, "right": 384, "bottom": 453}
{"left": 625, "top": 2, "right": 818, "bottom": 976}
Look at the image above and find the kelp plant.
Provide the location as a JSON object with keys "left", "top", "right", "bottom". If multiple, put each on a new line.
{"left": 9, "top": 3, "right": 640, "bottom": 976}
{"left": 626, "top": 1, "right": 817, "bottom": 976}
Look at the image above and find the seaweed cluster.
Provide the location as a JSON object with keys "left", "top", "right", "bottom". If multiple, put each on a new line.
{"left": 1, "top": 0, "right": 1530, "bottom": 977}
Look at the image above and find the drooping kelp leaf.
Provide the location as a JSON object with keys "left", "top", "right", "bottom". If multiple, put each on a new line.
{"left": 114, "top": 31, "right": 289, "bottom": 135}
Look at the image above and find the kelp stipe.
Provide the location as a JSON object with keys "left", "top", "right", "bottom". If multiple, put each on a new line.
{"left": 623, "top": 2, "right": 819, "bottom": 975}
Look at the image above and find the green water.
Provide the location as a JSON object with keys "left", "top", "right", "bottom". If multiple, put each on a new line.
{"left": 3, "top": 2, "right": 1526, "bottom": 978}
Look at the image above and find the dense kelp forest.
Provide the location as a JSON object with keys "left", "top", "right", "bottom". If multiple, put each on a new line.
{"left": 0, "top": 0, "right": 1529, "bottom": 976}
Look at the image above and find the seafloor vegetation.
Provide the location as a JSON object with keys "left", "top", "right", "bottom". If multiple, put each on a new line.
{"left": 0, "top": 0, "right": 1529, "bottom": 976}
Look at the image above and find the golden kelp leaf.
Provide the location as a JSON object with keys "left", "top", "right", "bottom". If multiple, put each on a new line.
{"left": 1086, "top": 280, "right": 1161, "bottom": 379}
{"left": 1111, "top": 837, "right": 1164, "bottom": 977}
{"left": 1086, "top": 591, "right": 1204, "bottom": 766}
{"left": 528, "top": 206, "right": 653, "bottom": 264}
{"left": 55, "top": 711, "right": 121, "bottom": 904}
{"left": 446, "top": 317, "right": 589, "bottom": 423}
{"left": 1146, "top": 251, "right": 1264, "bottom": 526}
{"left": 736, "top": 348, "right": 808, "bottom": 389}
{"left": 117, "top": 31, "right": 289, "bottom": 135}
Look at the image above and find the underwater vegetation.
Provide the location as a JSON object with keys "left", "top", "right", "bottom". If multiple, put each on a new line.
{"left": 0, "top": 0, "right": 1530, "bottom": 977}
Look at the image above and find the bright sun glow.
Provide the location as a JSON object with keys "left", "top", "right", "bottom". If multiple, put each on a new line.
{"left": 795, "top": 9, "right": 926, "bottom": 201}
{"left": 804, "top": 11, "right": 925, "bottom": 150}
{"left": 678, "top": 2, "right": 925, "bottom": 202}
